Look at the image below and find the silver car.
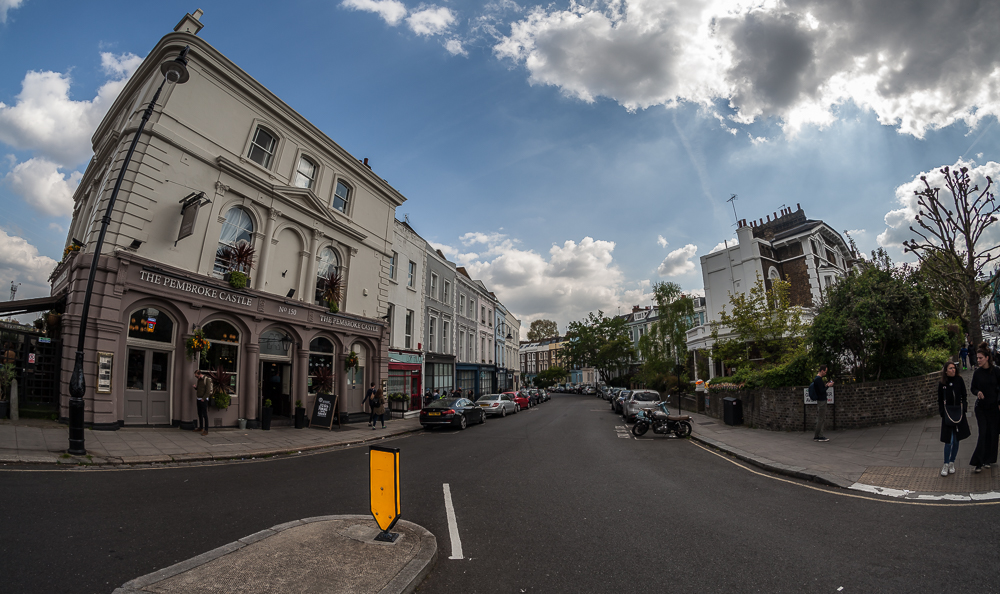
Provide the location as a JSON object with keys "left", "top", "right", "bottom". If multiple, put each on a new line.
{"left": 476, "top": 393, "right": 519, "bottom": 417}
{"left": 622, "top": 390, "right": 662, "bottom": 423}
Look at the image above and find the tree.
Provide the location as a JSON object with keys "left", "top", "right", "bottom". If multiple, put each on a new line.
{"left": 534, "top": 366, "right": 566, "bottom": 389}
{"left": 527, "top": 319, "right": 559, "bottom": 341}
{"left": 917, "top": 249, "right": 990, "bottom": 332}
{"left": 563, "top": 311, "right": 634, "bottom": 384}
{"left": 903, "top": 164, "right": 996, "bottom": 348}
{"left": 637, "top": 282, "right": 695, "bottom": 391}
{"left": 810, "top": 248, "right": 932, "bottom": 381}
{"left": 711, "top": 272, "right": 804, "bottom": 369}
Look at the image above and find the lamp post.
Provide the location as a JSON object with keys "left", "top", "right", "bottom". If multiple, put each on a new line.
{"left": 67, "top": 48, "right": 191, "bottom": 455}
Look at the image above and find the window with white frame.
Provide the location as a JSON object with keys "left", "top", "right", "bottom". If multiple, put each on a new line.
{"left": 481, "top": 337, "right": 486, "bottom": 361}
{"left": 247, "top": 127, "right": 277, "bottom": 168}
{"left": 458, "top": 332, "right": 464, "bottom": 361}
{"left": 459, "top": 294, "right": 465, "bottom": 316}
{"left": 333, "top": 180, "right": 351, "bottom": 213}
{"left": 408, "top": 261, "right": 416, "bottom": 288}
{"left": 443, "top": 281, "right": 450, "bottom": 304}
{"left": 481, "top": 306, "right": 486, "bottom": 323}
{"left": 468, "top": 331, "right": 474, "bottom": 360}
{"left": 405, "top": 310, "right": 413, "bottom": 349}
{"left": 389, "top": 252, "right": 396, "bottom": 279}
{"left": 386, "top": 303, "right": 394, "bottom": 329}
{"left": 429, "top": 317, "right": 437, "bottom": 352}
{"left": 294, "top": 156, "right": 317, "bottom": 189}
{"left": 214, "top": 206, "right": 254, "bottom": 276}
{"left": 431, "top": 273, "right": 438, "bottom": 300}
{"left": 442, "top": 321, "right": 450, "bottom": 354}
{"left": 469, "top": 299, "right": 474, "bottom": 317}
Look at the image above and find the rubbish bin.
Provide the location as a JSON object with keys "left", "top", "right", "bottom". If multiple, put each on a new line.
{"left": 723, "top": 397, "right": 743, "bottom": 426}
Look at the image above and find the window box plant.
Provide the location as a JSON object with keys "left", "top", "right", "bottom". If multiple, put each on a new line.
{"left": 217, "top": 242, "right": 255, "bottom": 289}
{"left": 206, "top": 365, "right": 233, "bottom": 411}
{"left": 388, "top": 392, "right": 409, "bottom": 412}
{"left": 321, "top": 269, "right": 343, "bottom": 314}
{"left": 185, "top": 328, "right": 210, "bottom": 360}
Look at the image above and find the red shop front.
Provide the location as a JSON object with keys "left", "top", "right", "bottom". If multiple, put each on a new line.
{"left": 388, "top": 349, "right": 422, "bottom": 410}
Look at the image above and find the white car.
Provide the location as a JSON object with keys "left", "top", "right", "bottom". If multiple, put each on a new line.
{"left": 476, "top": 393, "right": 519, "bottom": 417}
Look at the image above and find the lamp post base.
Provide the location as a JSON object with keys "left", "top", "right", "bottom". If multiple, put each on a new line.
{"left": 68, "top": 396, "right": 86, "bottom": 455}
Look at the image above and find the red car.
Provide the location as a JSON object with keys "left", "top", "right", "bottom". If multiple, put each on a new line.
{"left": 505, "top": 391, "right": 531, "bottom": 411}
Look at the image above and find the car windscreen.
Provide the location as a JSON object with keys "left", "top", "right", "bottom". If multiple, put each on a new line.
{"left": 478, "top": 395, "right": 500, "bottom": 401}
{"left": 634, "top": 392, "right": 659, "bottom": 401}
{"left": 425, "top": 399, "right": 460, "bottom": 409}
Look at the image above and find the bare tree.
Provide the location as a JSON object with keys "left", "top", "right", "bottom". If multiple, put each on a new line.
{"left": 903, "top": 165, "right": 996, "bottom": 348}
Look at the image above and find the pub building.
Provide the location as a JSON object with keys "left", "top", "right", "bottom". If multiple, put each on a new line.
{"left": 48, "top": 11, "right": 401, "bottom": 429}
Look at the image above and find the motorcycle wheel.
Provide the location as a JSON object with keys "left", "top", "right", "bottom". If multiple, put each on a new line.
{"left": 632, "top": 422, "right": 649, "bottom": 437}
{"left": 675, "top": 421, "right": 692, "bottom": 438}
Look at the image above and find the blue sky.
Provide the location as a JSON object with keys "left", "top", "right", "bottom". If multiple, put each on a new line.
{"left": 0, "top": 0, "right": 998, "bottom": 332}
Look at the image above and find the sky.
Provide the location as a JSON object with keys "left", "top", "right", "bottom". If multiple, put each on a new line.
{"left": 0, "top": 0, "right": 998, "bottom": 335}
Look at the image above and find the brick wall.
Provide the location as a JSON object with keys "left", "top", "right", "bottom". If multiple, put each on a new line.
{"left": 701, "top": 372, "right": 940, "bottom": 431}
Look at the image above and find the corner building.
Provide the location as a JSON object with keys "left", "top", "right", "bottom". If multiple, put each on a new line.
{"left": 51, "top": 12, "right": 401, "bottom": 429}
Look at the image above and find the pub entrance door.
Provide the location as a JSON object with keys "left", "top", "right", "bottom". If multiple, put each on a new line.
{"left": 260, "top": 361, "right": 293, "bottom": 420}
{"left": 124, "top": 347, "right": 171, "bottom": 425}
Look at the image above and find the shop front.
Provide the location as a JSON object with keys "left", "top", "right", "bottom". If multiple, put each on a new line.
{"left": 56, "top": 252, "right": 387, "bottom": 429}
{"left": 388, "top": 349, "right": 422, "bottom": 410}
{"left": 424, "top": 354, "right": 455, "bottom": 397}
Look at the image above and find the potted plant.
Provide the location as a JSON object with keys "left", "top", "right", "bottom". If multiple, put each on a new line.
{"left": 206, "top": 365, "right": 233, "bottom": 410}
{"left": 218, "top": 242, "right": 255, "bottom": 289}
{"left": 344, "top": 350, "right": 359, "bottom": 371}
{"left": 321, "top": 269, "right": 343, "bottom": 314}
{"left": 0, "top": 362, "right": 14, "bottom": 420}
{"left": 186, "top": 328, "right": 210, "bottom": 360}
{"left": 294, "top": 399, "right": 306, "bottom": 429}
{"left": 261, "top": 398, "right": 273, "bottom": 431}
{"left": 388, "top": 392, "right": 409, "bottom": 413}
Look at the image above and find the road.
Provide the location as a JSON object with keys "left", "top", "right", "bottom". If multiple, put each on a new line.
{"left": 1, "top": 394, "right": 998, "bottom": 593}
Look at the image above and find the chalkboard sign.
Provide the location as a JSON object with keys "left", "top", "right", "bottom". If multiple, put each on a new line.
{"left": 310, "top": 394, "right": 340, "bottom": 430}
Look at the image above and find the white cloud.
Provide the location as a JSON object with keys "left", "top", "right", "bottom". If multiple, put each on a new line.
{"left": 0, "top": 0, "right": 24, "bottom": 24}
{"left": 878, "top": 159, "right": 1000, "bottom": 252}
{"left": 5, "top": 157, "right": 81, "bottom": 216}
{"left": 444, "top": 38, "right": 468, "bottom": 56}
{"left": 0, "top": 229, "right": 58, "bottom": 297}
{"left": 407, "top": 6, "right": 456, "bottom": 36}
{"left": 710, "top": 238, "right": 737, "bottom": 253}
{"left": 0, "top": 52, "right": 142, "bottom": 166}
{"left": 657, "top": 243, "right": 697, "bottom": 277}
{"left": 657, "top": 235, "right": 668, "bottom": 248}
{"left": 340, "top": 0, "right": 408, "bottom": 26}
{"left": 493, "top": 0, "right": 1000, "bottom": 138}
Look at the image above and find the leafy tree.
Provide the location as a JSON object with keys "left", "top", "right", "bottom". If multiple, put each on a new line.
{"left": 527, "top": 319, "right": 559, "bottom": 341}
{"left": 564, "top": 311, "right": 634, "bottom": 384}
{"left": 711, "top": 273, "right": 804, "bottom": 369}
{"left": 903, "top": 164, "right": 996, "bottom": 348}
{"left": 534, "top": 366, "right": 566, "bottom": 389}
{"left": 637, "top": 282, "right": 695, "bottom": 391}
{"left": 917, "top": 249, "right": 990, "bottom": 333}
{"left": 810, "top": 248, "right": 932, "bottom": 381}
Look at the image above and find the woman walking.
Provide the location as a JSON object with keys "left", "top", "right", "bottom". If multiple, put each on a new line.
{"left": 938, "top": 362, "right": 970, "bottom": 476}
{"left": 969, "top": 344, "right": 1000, "bottom": 472}
{"left": 370, "top": 388, "right": 386, "bottom": 430}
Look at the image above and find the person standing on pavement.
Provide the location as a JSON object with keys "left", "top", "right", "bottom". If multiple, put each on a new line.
{"left": 193, "top": 370, "right": 212, "bottom": 436}
{"left": 938, "top": 362, "right": 970, "bottom": 476}
{"left": 960, "top": 344, "right": 969, "bottom": 370}
{"left": 370, "top": 388, "right": 386, "bottom": 429}
{"left": 969, "top": 344, "right": 1000, "bottom": 473}
{"left": 811, "top": 365, "right": 834, "bottom": 442}
{"left": 365, "top": 382, "right": 377, "bottom": 427}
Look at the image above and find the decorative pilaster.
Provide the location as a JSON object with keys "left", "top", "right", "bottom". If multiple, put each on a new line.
{"left": 255, "top": 208, "right": 278, "bottom": 291}
{"left": 245, "top": 342, "right": 260, "bottom": 423}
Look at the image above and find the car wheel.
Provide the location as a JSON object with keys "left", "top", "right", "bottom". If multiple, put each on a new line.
{"left": 459, "top": 416, "right": 468, "bottom": 430}
{"left": 480, "top": 410, "right": 486, "bottom": 424}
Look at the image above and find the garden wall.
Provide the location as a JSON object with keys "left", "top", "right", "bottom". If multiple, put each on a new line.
{"left": 697, "top": 372, "right": 940, "bottom": 431}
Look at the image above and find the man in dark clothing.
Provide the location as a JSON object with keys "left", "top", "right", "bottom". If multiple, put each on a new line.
{"left": 366, "top": 382, "right": 377, "bottom": 427}
{"left": 812, "top": 365, "right": 834, "bottom": 442}
{"left": 194, "top": 370, "right": 213, "bottom": 436}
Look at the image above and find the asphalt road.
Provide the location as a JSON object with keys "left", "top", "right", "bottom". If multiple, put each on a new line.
{"left": 2, "top": 394, "right": 999, "bottom": 593}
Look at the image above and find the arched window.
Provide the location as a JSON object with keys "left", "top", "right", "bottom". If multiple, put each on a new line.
{"left": 127, "top": 307, "right": 174, "bottom": 344}
{"left": 214, "top": 207, "right": 254, "bottom": 275}
{"left": 333, "top": 180, "right": 351, "bottom": 213}
{"left": 199, "top": 321, "right": 240, "bottom": 392}
{"left": 308, "top": 337, "right": 335, "bottom": 394}
{"left": 768, "top": 267, "right": 780, "bottom": 281}
{"left": 247, "top": 126, "right": 277, "bottom": 168}
{"left": 347, "top": 343, "right": 366, "bottom": 388}
{"left": 315, "top": 247, "right": 342, "bottom": 305}
{"left": 259, "top": 329, "right": 291, "bottom": 359}
{"left": 294, "top": 156, "right": 316, "bottom": 189}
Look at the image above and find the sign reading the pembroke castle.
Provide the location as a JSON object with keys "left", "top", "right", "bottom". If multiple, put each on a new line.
{"left": 319, "top": 314, "right": 379, "bottom": 333}
{"left": 138, "top": 270, "right": 255, "bottom": 307}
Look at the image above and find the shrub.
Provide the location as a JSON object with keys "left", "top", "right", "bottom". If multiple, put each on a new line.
{"left": 227, "top": 271, "right": 247, "bottom": 289}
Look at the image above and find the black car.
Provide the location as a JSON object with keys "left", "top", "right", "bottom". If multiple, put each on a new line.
{"left": 420, "top": 398, "right": 486, "bottom": 429}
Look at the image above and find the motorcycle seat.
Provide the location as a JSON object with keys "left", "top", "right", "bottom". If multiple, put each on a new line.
{"left": 667, "top": 415, "right": 691, "bottom": 421}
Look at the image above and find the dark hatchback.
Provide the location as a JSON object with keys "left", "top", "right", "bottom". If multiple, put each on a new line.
{"left": 420, "top": 398, "right": 486, "bottom": 430}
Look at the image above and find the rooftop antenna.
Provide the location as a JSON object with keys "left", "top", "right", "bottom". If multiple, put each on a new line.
{"left": 727, "top": 194, "right": 739, "bottom": 227}
{"left": 403, "top": 213, "right": 410, "bottom": 224}
{"left": 9, "top": 281, "right": 19, "bottom": 301}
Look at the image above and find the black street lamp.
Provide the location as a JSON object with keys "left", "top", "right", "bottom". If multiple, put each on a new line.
{"left": 68, "top": 48, "right": 191, "bottom": 455}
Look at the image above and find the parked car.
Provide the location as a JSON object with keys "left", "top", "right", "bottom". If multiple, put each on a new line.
{"left": 476, "top": 393, "right": 519, "bottom": 417}
{"left": 613, "top": 390, "right": 632, "bottom": 414}
{"left": 539, "top": 389, "right": 550, "bottom": 402}
{"left": 583, "top": 385, "right": 596, "bottom": 395}
{"left": 622, "top": 389, "right": 662, "bottom": 423}
{"left": 507, "top": 391, "right": 532, "bottom": 410}
{"left": 527, "top": 389, "right": 541, "bottom": 405}
{"left": 420, "top": 398, "right": 486, "bottom": 429}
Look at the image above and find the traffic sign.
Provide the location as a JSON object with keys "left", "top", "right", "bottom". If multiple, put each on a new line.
{"left": 369, "top": 445, "right": 400, "bottom": 542}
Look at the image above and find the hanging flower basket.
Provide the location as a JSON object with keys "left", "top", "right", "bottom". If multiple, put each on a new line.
{"left": 344, "top": 351, "right": 359, "bottom": 371}
{"left": 186, "top": 328, "right": 211, "bottom": 360}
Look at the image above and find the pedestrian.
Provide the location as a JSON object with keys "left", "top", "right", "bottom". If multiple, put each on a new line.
{"left": 365, "top": 382, "right": 377, "bottom": 427}
{"left": 433, "top": 389, "right": 440, "bottom": 399}
{"left": 960, "top": 344, "right": 969, "bottom": 370}
{"left": 938, "top": 362, "right": 971, "bottom": 476}
{"left": 370, "top": 389, "right": 386, "bottom": 430}
{"left": 193, "top": 369, "right": 212, "bottom": 436}
{"left": 810, "top": 365, "right": 834, "bottom": 442}
{"left": 969, "top": 343, "right": 1000, "bottom": 473}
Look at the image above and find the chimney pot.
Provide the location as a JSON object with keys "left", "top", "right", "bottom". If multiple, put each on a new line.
{"left": 797, "top": 203, "right": 801, "bottom": 210}
{"left": 767, "top": 215, "right": 771, "bottom": 222}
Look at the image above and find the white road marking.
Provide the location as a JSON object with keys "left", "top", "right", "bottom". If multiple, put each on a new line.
{"left": 443, "top": 483, "right": 464, "bottom": 559}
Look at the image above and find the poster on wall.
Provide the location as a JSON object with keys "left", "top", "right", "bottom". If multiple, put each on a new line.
{"left": 97, "top": 352, "right": 113, "bottom": 394}
{"left": 803, "top": 386, "right": 834, "bottom": 404}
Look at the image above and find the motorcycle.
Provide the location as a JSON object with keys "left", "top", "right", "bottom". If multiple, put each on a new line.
{"left": 631, "top": 401, "right": 692, "bottom": 438}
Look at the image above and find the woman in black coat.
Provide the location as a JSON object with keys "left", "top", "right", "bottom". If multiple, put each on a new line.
{"left": 969, "top": 344, "right": 1000, "bottom": 472}
{"left": 938, "top": 361, "right": 970, "bottom": 476}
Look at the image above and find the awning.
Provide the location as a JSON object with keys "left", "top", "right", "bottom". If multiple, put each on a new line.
{"left": 0, "top": 294, "right": 64, "bottom": 316}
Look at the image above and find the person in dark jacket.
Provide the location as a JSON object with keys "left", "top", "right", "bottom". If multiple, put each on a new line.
{"left": 969, "top": 344, "right": 1000, "bottom": 472}
{"left": 959, "top": 344, "right": 969, "bottom": 370}
{"left": 811, "top": 365, "right": 834, "bottom": 442}
{"left": 938, "top": 361, "right": 970, "bottom": 476}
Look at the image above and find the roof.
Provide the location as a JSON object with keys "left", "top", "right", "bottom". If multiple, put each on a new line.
{"left": 771, "top": 220, "right": 823, "bottom": 242}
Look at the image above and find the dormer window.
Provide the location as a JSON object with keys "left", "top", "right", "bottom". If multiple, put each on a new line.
{"left": 333, "top": 180, "right": 351, "bottom": 213}
{"left": 248, "top": 127, "right": 277, "bottom": 168}
{"left": 294, "top": 156, "right": 316, "bottom": 189}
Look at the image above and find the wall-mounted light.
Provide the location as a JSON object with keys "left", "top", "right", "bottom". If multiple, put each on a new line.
{"left": 281, "top": 270, "right": 287, "bottom": 277}
{"left": 286, "top": 289, "right": 295, "bottom": 298}
{"left": 129, "top": 239, "right": 143, "bottom": 250}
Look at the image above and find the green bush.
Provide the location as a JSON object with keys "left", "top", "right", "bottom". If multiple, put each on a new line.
{"left": 388, "top": 392, "right": 408, "bottom": 401}
{"left": 212, "top": 391, "right": 231, "bottom": 410}
{"left": 707, "top": 353, "right": 815, "bottom": 389}
{"left": 227, "top": 271, "right": 247, "bottom": 290}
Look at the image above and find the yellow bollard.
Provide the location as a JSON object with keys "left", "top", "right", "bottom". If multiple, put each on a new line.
{"left": 369, "top": 445, "right": 400, "bottom": 542}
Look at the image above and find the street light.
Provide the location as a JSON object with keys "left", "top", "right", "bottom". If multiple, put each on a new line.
{"left": 67, "top": 47, "right": 190, "bottom": 455}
